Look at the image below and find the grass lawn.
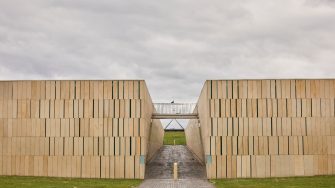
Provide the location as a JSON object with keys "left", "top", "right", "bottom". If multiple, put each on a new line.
{"left": 0, "top": 176, "right": 142, "bottom": 188}
{"left": 163, "top": 131, "right": 186, "bottom": 145}
{"left": 210, "top": 175, "right": 335, "bottom": 188}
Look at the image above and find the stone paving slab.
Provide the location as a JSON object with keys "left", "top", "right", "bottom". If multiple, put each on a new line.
{"left": 145, "top": 145, "right": 206, "bottom": 179}
{"left": 140, "top": 145, "right": 214, "bottom": 187}
{"left": 138, "top": 179, "right": 215, "bottom": 188}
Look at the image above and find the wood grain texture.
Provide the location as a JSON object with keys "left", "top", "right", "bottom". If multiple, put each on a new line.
{"left": 0, "top": 80, "right": 162, "bottom": 179}
{"left": 187, "top": 79, "right": 335, "bottom": 179}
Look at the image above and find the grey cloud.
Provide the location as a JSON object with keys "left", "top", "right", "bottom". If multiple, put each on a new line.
{"left": 0, "top": 0, "right": 335, "bottom": 103}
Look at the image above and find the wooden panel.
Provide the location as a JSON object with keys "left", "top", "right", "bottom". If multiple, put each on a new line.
{"left": 227, "top": 81, "right": 233, "bottom": 99}
{"left": 4, "top": 79, "right": 335, "bottom": 180}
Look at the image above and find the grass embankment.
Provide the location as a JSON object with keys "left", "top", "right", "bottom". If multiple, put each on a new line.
{"left": 0, "top": 176, "right": 142, "bottom": 188}
{"left": 163, "top": 131, "right": 186, "bottom": 145}
{"left": 211, "top": 175, "right": 335, "bottom": 188}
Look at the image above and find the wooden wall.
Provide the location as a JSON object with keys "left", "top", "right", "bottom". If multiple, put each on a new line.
{"left": 0, "top": 80, "right": 163, "bottom": 179}
{"left": 190, "top": 79, "right": 335, "bottom": 179}
{"left": 185, "top": 107, "right": 205, "bottom": 162}
{"left": 147, "top": 119, "right": 164, "bottom": 161}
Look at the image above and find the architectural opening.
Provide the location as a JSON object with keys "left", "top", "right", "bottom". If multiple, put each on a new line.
{"left": 145, "top": 102, "right": 206, "bottom": 179}
{"left": 163, "top": 130, "right": 186, "bottom": 145}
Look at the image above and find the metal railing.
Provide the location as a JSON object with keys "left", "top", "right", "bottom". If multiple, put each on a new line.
{"left": 152, "top": 103, "right": 198, "bottom": 119}
{"left": 153, "top": 103, "right": 196, "bottom": 114}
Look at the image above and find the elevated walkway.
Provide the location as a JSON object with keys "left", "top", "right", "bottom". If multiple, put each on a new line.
{"left": 152, "top": 113, "right": 198, "bottom": 119}
{"left": 152, "top": 103, "right": 198, "bottom": 119}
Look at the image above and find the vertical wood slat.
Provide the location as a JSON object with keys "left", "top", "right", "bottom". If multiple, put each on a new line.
{"left": 191, "top": 79, "right": 335, "bottom": 179}
{"left": 0, "top": 80, "right": 159, "bottom": 179}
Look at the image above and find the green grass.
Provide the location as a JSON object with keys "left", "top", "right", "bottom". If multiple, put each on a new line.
{"left": 211, "top": 175, "right": 335, "bottom": 188}
{"left": 0, "top": 176, "right": 142, "bottom": 188}
{"left": 163, "top": 131, "right": 186, "bottom": 145}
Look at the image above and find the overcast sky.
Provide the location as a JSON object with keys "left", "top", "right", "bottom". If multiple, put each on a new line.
{"left": 0, "top": 0, "right": 335, "bottom": 102}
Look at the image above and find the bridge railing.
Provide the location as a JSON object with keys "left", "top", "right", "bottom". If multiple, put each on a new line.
{"left": 153, "top": 103, "right": 197, "bottom": 114}
{"left": 152, "top": 103, "right": 198, "bottom": 119}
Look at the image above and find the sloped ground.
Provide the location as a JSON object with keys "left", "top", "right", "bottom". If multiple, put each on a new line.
{"left": 163, "top": 131, "right": 186, "bottom": 145}
{"left": 145, "top": 145, "right": 206, "bottom": 179}
{"left": 139, "top": 179, "right": 214, "bottom": 188}
{"left": 139, "top": 145, "right": 214, "bottom": 188}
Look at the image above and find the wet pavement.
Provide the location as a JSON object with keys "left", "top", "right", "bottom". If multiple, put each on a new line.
{"left": 139, "top": 145, "right": 214, "bottom": 188}
{"left": 138, "top": 179, "right": 214, "bottom": 188}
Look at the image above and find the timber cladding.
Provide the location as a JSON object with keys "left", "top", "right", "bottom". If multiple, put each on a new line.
{"left": 0, "top": 80, "right": 163, "bottom": 179}
{"left": 190, "top": 79, "right": 335, "bottom": 179}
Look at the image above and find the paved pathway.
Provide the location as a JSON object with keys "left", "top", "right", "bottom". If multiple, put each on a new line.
{"left": 139, "top": 145, "right": 214, "bottom": 188}
{"left": 138, "top": 179, "right": 214, "bottom": 188}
